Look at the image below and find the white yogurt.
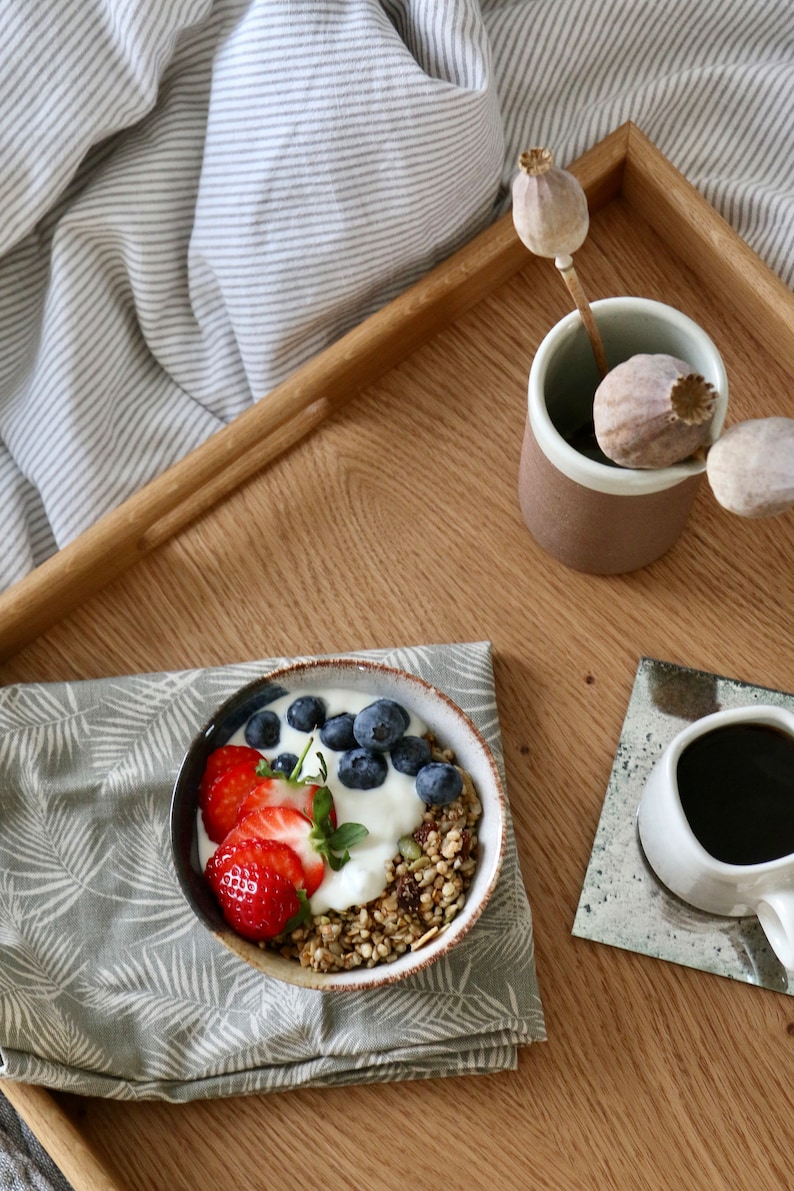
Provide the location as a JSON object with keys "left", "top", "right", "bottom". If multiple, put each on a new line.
{"left": 198, "top": 687, "right": 427, "bottom": 914}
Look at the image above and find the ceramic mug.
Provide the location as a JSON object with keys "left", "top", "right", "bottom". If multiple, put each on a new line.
{"left": 638, "top": 704, "right": 794, "bottom": 971}
{"left": 518, "top": 297, "right": 729, "bottom": 574}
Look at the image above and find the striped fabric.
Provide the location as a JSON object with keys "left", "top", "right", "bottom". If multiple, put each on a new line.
{"left": 0, "top": 0, "right": 792, "bottom": 596}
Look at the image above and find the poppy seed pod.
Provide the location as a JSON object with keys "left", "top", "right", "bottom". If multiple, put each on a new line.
{"left": 593, "top": 353, "right": 717, "bottom": 469}
{"left": 706, "top": 417, "right": 794, "bottom": 517}
{"left": 511, "top": 148, "right": 590, "bottom": 260}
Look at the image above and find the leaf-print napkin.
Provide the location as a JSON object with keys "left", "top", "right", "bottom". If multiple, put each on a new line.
{"left": 0, "top": 641, "right": 544, "bottom": 1101}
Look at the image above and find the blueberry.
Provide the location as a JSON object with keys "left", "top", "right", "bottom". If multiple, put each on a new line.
{"left": 353, "top": 699, "right": 408, "bottom": 752}
{"left": 286, "top": 695, "right": 327, "bottom": 732}
{"left": 394, "top": 703, "right": 411, "bottom": 729}
{"left": 338, "top": 748, "right": 388, "bottom": 790}
{"left": 244, "top": 709, "right": 280, "bottom": 749}
{"left": 415, "top": 762, "right": 463, "bottom": 806}
{"left": 320, "top": 712, "right": 357, "bottom": 751}
{"left": 272, "top": 752, "right": 299, "bottom": 776}
{"left": 390, "top": 734, "right": 432, "bottom": 776}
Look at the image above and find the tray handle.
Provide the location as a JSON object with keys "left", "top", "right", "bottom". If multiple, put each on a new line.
{"left": 3, "top": 1081, "right": 125, "bottom": 1191}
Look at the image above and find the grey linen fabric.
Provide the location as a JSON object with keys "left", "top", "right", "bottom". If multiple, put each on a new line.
{"left": 0, "top": 1097, "right": 72, "bottom": 1191}
{"left": 0, "top": 642, "right": 544, "bottom": 1102}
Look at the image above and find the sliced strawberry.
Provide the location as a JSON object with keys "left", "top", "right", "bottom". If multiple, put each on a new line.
{"left": 200, "top": 759, "right": 264, "bottom": 843}
{"left": 225, "top": 806, "right": 325, "bottom": 896}
{"left": 199, "top": 745, "right": 263, "bottom": 800}
{"left": 213, "top": 861, "right": 300, "bottom": 941}
{"left": 236, "top": 776, "right": 329, "bottom": 824}
{"left": 206, "top": 837, "right": 305, "bottom": 893}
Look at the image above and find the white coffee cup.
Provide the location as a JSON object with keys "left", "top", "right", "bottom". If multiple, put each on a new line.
{"left": 638, "top": 704, "right": 794, "bottom": 971}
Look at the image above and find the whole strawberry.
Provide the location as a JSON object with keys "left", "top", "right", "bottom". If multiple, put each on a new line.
{"left": 213, "top": 861, "right": 299, "bottom": 941}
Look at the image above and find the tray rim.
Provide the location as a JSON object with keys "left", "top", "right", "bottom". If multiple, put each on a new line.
{"left": 2, "top": 122, "right": 794, "bottom": 1189}
{"left": 2, "top": 123, "right": 793, "bottom": 668}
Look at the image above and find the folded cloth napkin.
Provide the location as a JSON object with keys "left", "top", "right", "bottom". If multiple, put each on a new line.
{"left": 0, "top": 641, "right": 544, "bottom": 1101}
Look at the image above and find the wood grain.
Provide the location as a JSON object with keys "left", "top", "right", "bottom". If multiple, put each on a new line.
{"left": 3, "top": 124, "right": 794, "bottom": 1191}
{"left": 0, "top": 123, "right": 628, "bottom": 665}
{"left": 622, "top": 124, "right": 794, "bottom": 378}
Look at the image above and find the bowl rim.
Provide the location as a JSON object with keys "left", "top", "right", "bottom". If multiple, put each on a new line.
{"left": 170, "top": 656, "right": 508, "bottom": 991}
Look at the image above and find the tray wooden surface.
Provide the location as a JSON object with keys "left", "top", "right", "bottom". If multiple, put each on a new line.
{"left": 3, "top": 123, "right": 794, "bottom": 1191}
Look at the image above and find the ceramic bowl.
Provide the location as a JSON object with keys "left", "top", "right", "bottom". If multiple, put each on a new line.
{"left": 170, "top": 658, "right": 507, "bottom": 990}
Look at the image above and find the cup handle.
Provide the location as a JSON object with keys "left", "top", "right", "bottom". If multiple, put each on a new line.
{"left": 756, "top": 891, "right": 794, "bottom": 971}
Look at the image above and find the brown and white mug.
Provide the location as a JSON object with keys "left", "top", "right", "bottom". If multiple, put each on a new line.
{"left": 518, "top": 297, "right": 729, "bottom": 574}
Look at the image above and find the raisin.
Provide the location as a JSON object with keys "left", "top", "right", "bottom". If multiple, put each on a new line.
{"left": 413, "top": 820, "right": 434, "bottom": 847}
{"left": 460, "top": 829, "right": 472, "bottom": 861}
{"left": 396, "top": 873, "right": 421, "bottom": 913}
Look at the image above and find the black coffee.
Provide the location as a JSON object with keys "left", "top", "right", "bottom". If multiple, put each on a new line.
{"left": 676, "top": 723, "right": 794, "bottom": 866}
{"left": 564, "top": 419, "right": 618, "bottom": 467}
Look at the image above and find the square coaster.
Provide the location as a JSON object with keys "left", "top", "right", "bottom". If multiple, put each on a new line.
{"left": 573, "top": 657, "right": 794, "bottom": 995}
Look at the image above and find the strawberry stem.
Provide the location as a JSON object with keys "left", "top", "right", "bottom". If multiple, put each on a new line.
{"left": 290, "top": 734, "right": 315, "bottom": 781}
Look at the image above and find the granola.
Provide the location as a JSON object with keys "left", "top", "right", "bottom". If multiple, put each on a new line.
{"left": 269, "top": 737, "right": 482, "bottom": 972}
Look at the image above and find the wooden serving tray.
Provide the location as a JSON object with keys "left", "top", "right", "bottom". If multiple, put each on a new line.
{"left": 3, "top": 123, "right": 794, "bottom": 1191}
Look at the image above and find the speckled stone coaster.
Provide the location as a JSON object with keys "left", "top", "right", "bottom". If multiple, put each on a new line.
{"left": 573, "top": 657, "right": 794, "bottom": 995}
